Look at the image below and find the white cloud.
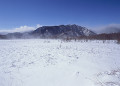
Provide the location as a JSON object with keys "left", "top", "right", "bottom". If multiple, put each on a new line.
{"left": 0, "top": 24, "right": 42, "bottom": 34}
{"left": 14, "top": 26, "right": 35, "bottom": 32}
{"left": 100, "top": 24, "right": 120, "bottom": 29}
{"left": 15, "top": 24, "right": 42, "bottom": 32}
{"left": 93, "top": 24, "right": 120, "bottom": 34}
{"left": 36, "top": 24, "right": 42, "bottom": 28}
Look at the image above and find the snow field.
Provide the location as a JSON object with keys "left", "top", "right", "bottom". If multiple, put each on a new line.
{"left": 0, "top": 39, "right": 120, "bottom": 86}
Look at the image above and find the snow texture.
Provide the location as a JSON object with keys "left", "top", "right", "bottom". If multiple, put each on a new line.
{"left": 0, "top": 39, "right": 120, "bottom": 86}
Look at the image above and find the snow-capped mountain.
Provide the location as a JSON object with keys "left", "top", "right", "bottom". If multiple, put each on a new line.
{"left": 0, "top": 24, "right": 96, "bottom": 39}
{"left": 31, "top": 24, "right": 96, "bottom": 38}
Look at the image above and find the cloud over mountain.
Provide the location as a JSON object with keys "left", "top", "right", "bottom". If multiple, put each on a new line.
{"left": 0, "top": 24, "right": 42, "bottom": 34}
{"left": 96, "top": 24, "right": 120, "bottom": 34}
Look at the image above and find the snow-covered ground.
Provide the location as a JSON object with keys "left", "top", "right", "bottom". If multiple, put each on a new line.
{"left": 0, "top": 39, "right": 120, "bottom": 86}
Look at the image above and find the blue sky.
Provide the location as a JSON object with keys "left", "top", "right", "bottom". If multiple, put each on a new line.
{"left": 0, "top": 0, "right": 120, "bottom": 30}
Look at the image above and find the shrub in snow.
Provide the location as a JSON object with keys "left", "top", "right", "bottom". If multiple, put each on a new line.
{"left": 96, "top": 69, "right": 120, "bottom": 86}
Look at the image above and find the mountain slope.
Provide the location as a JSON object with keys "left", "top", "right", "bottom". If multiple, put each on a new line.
{"left": 31, "top": 24, "right": 96, "bottom": 38}
{"left": 0, "top": 34, "right": 7, "bottom": 39}
{"left": 0, "top": 24, "right": 96, "bottom": 39}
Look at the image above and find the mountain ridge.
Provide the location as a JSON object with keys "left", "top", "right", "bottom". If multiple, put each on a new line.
{"left": 31, "top": 24, "right": 96, "bottom": 38}
{"left": 0, "top": 24, "right": 96, "bottom": 39}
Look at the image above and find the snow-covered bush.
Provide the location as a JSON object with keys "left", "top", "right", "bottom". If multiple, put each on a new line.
{"left": 96, "top": 69, "right": 120, "bottom": 86}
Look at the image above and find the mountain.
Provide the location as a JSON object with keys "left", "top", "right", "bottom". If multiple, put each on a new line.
{"left": 0, "top": 34, "right": 6, "bottom": 39}
{"left": 31, "top": 24, "right": 96, "bottom": 38}
{"left": 6, "top": 32, "right": 23, "bottom": 39}
{"left": 0, "top": 24, "right": 96, "bottom": 39}
{"left": 6, "top": 32, "right": 33, "bottom": 39}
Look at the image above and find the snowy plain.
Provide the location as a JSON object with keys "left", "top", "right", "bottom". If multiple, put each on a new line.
{"left": 0, "top": 39, "right": 120, "bottom": 86}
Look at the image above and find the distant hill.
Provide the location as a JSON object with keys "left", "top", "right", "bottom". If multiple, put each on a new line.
{"left": 0, "top": 34, "right": 7, "bottom": 39}
{"left": 0, "top": 24, "right": 96, "bottom": 39}
{"left": 31, "top": 24, "right": 96, "bottom": 38}
{"left": 1, "top": 24, "right": 120, "bottom": 41}
{"left": 6, "top": 32, "right": 32, "bottom": 39}
{"left": 76, "top": 33, "right": 120, "bottom": 41}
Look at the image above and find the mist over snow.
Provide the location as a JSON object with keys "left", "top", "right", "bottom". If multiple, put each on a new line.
{"left": 0, "top": 24, "right": 42, "bottom": 35}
